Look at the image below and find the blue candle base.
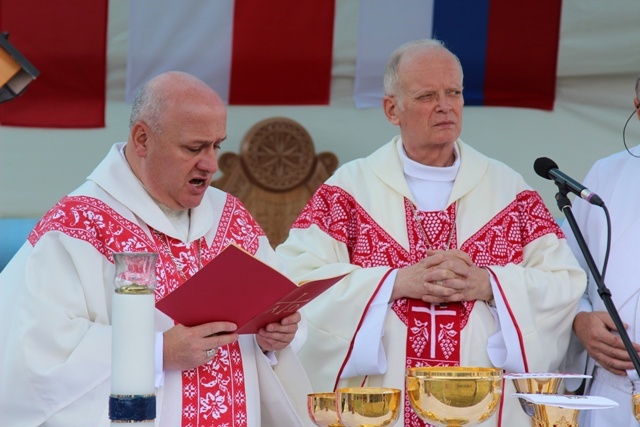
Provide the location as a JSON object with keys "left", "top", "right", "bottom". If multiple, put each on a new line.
{"left": 109, "top": 394, "right": 156, "bottom": 422}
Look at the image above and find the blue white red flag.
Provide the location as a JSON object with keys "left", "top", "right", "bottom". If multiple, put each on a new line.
{"left": 354, "top": 0, "right": 562, "bottom": 110}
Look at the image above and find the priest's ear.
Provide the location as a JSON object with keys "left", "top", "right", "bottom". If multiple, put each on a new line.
{"left": 383, "top": 94, "right": 401, "bottom": 126}
{"left": 129, "top": 120, "right": 151, "bottom": 155}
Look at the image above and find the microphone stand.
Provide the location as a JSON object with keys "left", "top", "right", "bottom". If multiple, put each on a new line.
{"left": 554, "top": 187, "right": 640, "bottom": 379}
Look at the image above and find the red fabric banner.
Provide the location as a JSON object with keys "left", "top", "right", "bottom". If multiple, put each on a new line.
{"left": 484, "top": 0, "right": 562, "bottom": 110}
{"left": 0, "top": 0, "right": 108, "bottom": 128}
{"left": 229, "top": 0, "right": 335, "bottom": 105}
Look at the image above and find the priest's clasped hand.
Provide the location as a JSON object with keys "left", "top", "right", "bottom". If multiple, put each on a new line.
{"left": 392, "top": 249, "right": 493, "bottom": 304}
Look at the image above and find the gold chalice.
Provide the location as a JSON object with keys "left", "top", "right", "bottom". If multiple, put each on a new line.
{"left": 406, "top": 366, "right": 503, "bottom": 427}
{"left": 632, "top": 393, "right": 640, "bottom": 422}
{"left": 513, "top": 392, "right": 618, "bottom": 427}
{"left": 508, "top": 374, "right": 564, "bottom": 418}
{"left": 308, "top": 392, "right": 344, "bottom": 427}
{"left": 505, "top": 372, "right": 591, "bottom": 426}
{"left": 336, "top": 387, "right": 401, "bottom": 427}
{"left": 531, "top": 403, "right": 579, "bottom": 427}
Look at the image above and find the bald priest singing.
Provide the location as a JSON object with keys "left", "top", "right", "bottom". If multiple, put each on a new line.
{"left": 0, "top": 72, "right": 313, "bottom": 427}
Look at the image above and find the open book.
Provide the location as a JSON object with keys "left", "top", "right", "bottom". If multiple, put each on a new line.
{"left": 156, "top": 244, "right": 346, "bottom": 334}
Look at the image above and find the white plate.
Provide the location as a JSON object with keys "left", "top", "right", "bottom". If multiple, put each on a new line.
{"left": 504, "top": 372, "right": 591, "bottom": 380}
{"left": 512, "top": 393, "right": 618, "bottom": 410}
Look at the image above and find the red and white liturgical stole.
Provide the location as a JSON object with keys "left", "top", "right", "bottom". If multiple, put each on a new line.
{"left": 392, "top": 202, "right": 472, "bottom": 427}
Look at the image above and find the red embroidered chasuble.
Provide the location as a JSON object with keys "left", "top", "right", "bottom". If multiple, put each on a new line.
{"left": 30, "top": 194, "right": 264, "bottom": 427}
{"left": 292, "top": 184, "right": 564, "bottom": 427}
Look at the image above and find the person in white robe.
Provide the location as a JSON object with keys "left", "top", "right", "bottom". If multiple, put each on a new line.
{"left": 277, "top": 39, "right": 586, "bottom": 426}
{"left": 0, "top": 72, "right": 312, "bottom": 427}
{"left": 562, "top": 75, "right": 640, "bottom": 426}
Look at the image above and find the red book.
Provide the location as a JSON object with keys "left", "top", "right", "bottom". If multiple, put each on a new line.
{"left": 156, "top": 244, "right": 345, "bottom": 334}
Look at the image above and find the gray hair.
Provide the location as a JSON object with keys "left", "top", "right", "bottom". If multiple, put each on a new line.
{"left": 383, "top": 39, "right": 463, "bottom": 97}
{"left": 129, "top": 80, "right": 163, "bottom": 133}
{"left": 636, "top": 74, "right": 640, "bottom": 100}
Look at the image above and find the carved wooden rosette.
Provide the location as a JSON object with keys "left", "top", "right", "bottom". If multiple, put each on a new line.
{"left": 212, "top": 117, "right": 338, "bottom": 247}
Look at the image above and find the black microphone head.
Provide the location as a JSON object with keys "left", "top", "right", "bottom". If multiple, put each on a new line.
{"left": 534, "top": 157, "right": 558, "bottom": 180}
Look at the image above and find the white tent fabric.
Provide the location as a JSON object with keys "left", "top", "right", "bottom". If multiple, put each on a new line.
{"left": 353, "top": 0, "right": 433, "bottom": 108}
{"left": 1, "top": 0, "right": 640, "bottom": 219}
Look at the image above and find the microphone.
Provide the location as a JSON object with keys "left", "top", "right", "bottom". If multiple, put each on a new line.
{"left": 534, "top": 157, "right": 605, "bottom": 207}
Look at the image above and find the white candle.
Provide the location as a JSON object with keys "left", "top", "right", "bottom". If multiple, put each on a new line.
{"left": 110, "top": 253, "right": 157, "bottom": 425}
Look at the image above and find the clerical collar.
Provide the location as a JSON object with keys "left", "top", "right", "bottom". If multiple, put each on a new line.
{"left": 156, "top": 202, "right": 190, "bottom": 241}
{"left": 398, "top": 142, "right": 460, "bottom": 182}
{"left": 119, "top": 144, "right": 191, "bottom": 241}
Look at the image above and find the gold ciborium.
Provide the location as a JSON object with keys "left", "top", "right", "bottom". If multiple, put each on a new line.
{"left": 406, "top": 366, "right": 503, "bottom": 427}
{"left": 307, "top": 392, "right": 344, "bottom": 427}
{"left": 336, "top": 387, "right": 401, "bottom": 427}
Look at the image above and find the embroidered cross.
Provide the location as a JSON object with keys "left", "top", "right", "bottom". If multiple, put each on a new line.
{"left": 411, "top": 303, "right": 456, "bottom": 358}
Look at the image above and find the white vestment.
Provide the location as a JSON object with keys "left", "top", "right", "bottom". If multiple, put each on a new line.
{"left": 277, "top": 137, "right": 586, "bottom": 426}
{"left": 0, "top": 143, "right": 312, "bottom": 427}
{"left": 562, "top": 148, "right": 640, "bottom": 426}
